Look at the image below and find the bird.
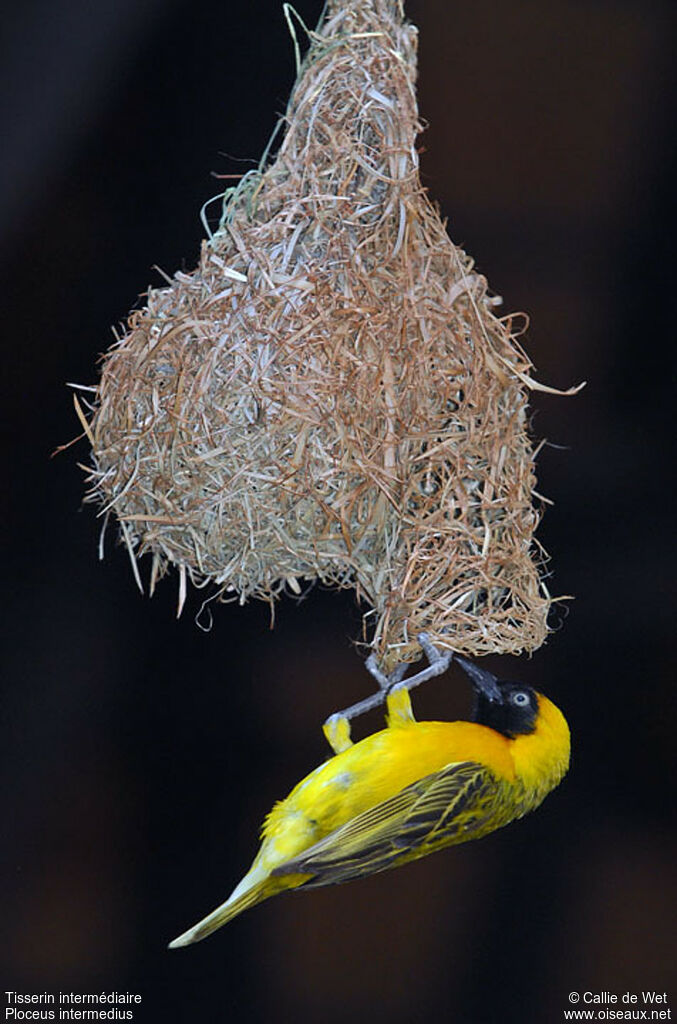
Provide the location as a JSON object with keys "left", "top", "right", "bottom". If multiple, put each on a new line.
{"left": 168, "top": 654, "right": 570, "bottom": 948}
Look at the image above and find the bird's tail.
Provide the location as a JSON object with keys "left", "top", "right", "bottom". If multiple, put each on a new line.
{"left": 168, "top": 868, "right": 275, "bottom": 948}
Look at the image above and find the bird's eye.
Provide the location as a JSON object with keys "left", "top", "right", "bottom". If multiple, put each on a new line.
{"left": 511, "top": 691, "right": 530, "bottom": 707}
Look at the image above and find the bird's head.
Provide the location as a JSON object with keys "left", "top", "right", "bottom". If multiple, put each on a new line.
{"left": 455, "top": 655, "right": 539, "bottom": 738}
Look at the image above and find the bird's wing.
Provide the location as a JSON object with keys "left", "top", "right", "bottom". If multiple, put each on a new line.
{"left": 272, "top": 760, "right": 498, "bottom": 888}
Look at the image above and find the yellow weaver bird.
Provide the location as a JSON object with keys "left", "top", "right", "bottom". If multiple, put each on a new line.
{"left": 169, "top": 654, "right": 570, "bottom": 948}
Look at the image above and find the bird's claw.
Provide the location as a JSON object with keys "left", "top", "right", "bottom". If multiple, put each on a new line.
{"left": 396, "top": 632, "right": 453, "bottom": 691}
{"left": 322, "top": 633, "right": 453, "bottom": 750}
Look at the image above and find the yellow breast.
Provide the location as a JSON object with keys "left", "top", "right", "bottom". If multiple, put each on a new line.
{"left": 508, "top": 693, "right": 571, "bottom": 811}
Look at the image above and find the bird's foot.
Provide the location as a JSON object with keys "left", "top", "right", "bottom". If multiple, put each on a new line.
{"left": 322, "top": 634, "right": 453, "bottom": 752}
{"left": 397, "top": 632, "right": 453, "bottom": 692}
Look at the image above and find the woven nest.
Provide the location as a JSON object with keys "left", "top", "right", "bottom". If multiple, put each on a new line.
{"left": 84, "top": 0, "right": 574, "bottom": 672}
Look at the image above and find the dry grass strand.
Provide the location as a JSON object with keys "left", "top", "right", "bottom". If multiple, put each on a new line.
{"left": 86, "top": 0, "right": 564, "bottom": 671}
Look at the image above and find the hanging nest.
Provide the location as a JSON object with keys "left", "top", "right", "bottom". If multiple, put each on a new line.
{"left": 84, "top": 0, "right": 576, "bottom": 672}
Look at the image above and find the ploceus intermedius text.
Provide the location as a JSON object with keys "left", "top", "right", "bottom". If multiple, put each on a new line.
{"left": 169, "top": 655, "right": 570, "bottom": 947}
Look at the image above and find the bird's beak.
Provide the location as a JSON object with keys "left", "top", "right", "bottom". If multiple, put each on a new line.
{"left": 455, "top": 655, "right": 503, "bottom": 703}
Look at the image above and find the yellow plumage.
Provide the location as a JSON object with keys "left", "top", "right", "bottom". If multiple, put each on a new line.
{"left": 169, "top": 667, "right": 570, "bottom": 948}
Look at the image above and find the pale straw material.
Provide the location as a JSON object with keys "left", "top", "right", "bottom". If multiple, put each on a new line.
{"left": 86, "top": 0, "right": 562, "bottom": 671}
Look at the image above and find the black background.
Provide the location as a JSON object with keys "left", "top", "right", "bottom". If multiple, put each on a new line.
{"left": 2, "top": 1, "right": 676, "bottom": 1021}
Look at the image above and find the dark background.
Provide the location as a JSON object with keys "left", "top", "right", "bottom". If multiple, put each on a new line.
{"left": 2, "top": 1, "right": 675, "bottom": 1021}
